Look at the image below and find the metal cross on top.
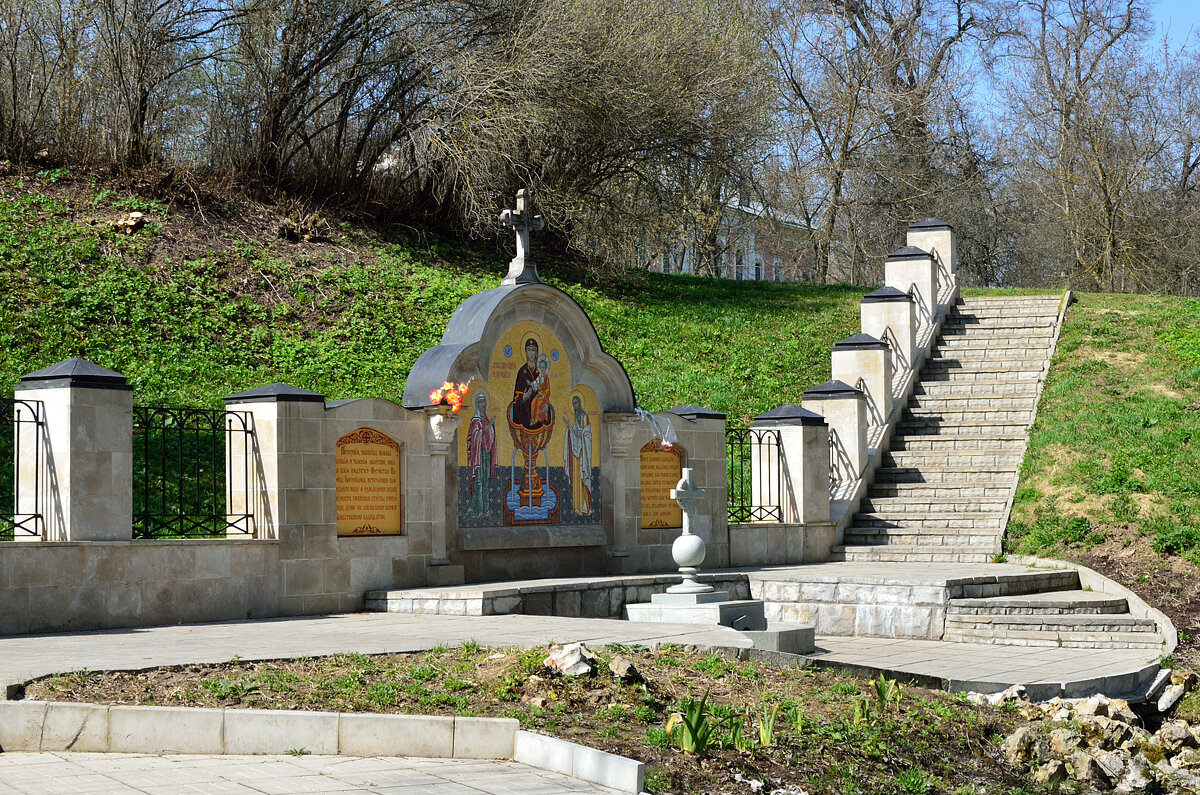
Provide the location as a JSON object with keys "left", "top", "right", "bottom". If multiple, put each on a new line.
{"left": 499, "top": 189, "right": 546, "bottom": 285}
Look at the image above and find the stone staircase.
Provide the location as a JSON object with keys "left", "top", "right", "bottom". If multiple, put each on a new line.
{"left": 833, "top": 295, "right": 1063, "bottom": 565}
{"left": 819, "top": 294, "right": 1166, "bottom": 651}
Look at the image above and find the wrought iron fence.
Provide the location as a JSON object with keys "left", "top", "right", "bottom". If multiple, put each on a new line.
{"left": 725, "top": 427, "right": 782, "bottom": 523}
{"left": 1, "top": 397, "right": 45, "bottom": 540}
{"left": 133, "top": 407, "right": 254, "bottom": 539}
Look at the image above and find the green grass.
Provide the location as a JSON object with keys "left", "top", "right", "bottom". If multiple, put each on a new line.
{"left": 1004, "top": 292, "right": 1200, "bottom": 563}
{"left": 0, "top": 184, "right": 861, "bottom": 423}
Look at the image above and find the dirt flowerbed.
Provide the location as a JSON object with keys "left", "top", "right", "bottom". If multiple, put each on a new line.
{"left": 22, "top": 643, "right": 1045, "bottom": 794}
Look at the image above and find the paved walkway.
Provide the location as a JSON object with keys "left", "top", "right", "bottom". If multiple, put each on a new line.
{"left": 0, "top": 612, "right": 1159, "bottom": 700}
{"left": 0, "top": 752, "right": 621, "bottom": 794}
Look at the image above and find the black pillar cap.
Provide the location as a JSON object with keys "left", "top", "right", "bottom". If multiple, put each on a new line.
{"left": 886, "top": 245, "right": 931, "bottom": 261}
{"left": 19, "top": 358, "right": 131, "bottom": 391}
{"left": 665, "top": 404, "right": 726, "bottom": 420}
{"left": 802, "top": 379, "right": 862, "bottom": 399}
{"left": 753, "top": 404, "right": 826, "bottom": 426}
{"left": 862, "top": 287, "right": 913, "bottom": 304}
{"left": 223, "top": 383, "right": 326, "bottom": 405}
{"left": 908, "top": 217, "right": 953, "bottom": 231}
{"left": 834, "top": 333, "right": 887, "bottom": 350}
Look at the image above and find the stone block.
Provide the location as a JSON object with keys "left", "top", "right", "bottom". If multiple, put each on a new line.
{"left": 741, "top": 625, "right": 815, "bottom": 655}
{"left": 581, "top": 589, "right": 608, "bottom": 617}
{"left": 0, "top": 700, "right": 47, "bottom": 751}
{"left": 282, "top": 560, "right": 322, "bottom": 597}
{"left": 108, "top": 706, "right": 224, "bottom": 754}
{"left": 555, "top": 590, "right": 582, "bottom": 618}
{"left": 453, "top": 717, "right": 517, "bottom": 759}
{"left": 339, "top": 713, "right": 455, "bottom": 757}
{"left": 223, "top": 708, "right": 339, "bottom": 755}
{"left": 322, "top": 557, "right": 351, "bottom": 594}
{"left": 572, "top": 741, "right": 645, "bottom": 793}
{"left": 514, "top": 730, "right": 571, "bottom": 776}
{"left": 40, "top": 702, "right": 109, "bottom": 752}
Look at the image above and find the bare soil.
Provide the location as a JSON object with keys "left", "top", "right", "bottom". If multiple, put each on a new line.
{"left": 22, "top": 645, "right": 1039, "bottom": 794}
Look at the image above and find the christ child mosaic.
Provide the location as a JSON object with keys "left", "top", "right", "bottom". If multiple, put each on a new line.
{"left": 458, "top": 320, "right": 600, "bottom": 526}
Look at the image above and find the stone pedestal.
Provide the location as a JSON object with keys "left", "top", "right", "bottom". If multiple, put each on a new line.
{"left": 861, "top": 287, "right": 917, "bottom": 377}
{"left": 907, "top": 218, "right": 956, "bottom": 296}
{"left": 16, "top": 359, "right": 133, "bottom": 542}
{"left": 885, "top": 246, "right": 938, "bottom": 332}
{"left": 625, "top": 591, "right": 766, "bottom": 631}
{"left": 750, "top": 405, "right": 829, "bottom": 525}
{"left": 802, "top": 380, "right": 868, "bottom": 485}
{"left": 831, "top": 333, "right": 893, "bottom": 427}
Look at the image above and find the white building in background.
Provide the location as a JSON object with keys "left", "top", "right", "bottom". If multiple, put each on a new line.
{"left": 648, "top": 200, "right": 812, "bottom": 282}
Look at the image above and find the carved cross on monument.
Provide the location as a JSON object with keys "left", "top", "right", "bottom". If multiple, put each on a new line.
{"left": 499, "top": 189, "right": 546, "bottom": 285}
{"left": 667, "top": 467, "right": 714, "bottom": 594}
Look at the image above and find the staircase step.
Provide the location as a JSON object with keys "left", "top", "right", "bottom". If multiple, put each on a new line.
{"left": 852, "top": 511, "right": 1006, "bottom": 529}
{"left": 909, "top": 395, "right": 1039, "bottom": 409}
{"left": 944, "top": 615, "right": 1162, "bottom": 649}
{"left": 902, "top": 413, "right": 1036, "bottom": 427}
{"left": 924, "top": 358, "right": 1048, "bottom": 371}
{"left": 883, "top": 450, "right": 1025, "bottom": 466}
{"left": 939, "top": 326, "right": 1056, "bottom": 338}
{"left": 914, "top": 381, "right": 1040, "bottom": 396}
{"left": 948, "top": 590, "right": 1128, "bottom": 615}
{"left": 830, "top": 545, "right": 996, "bottom": 563}
{"left": 873, "top": 466, "right": 1017, "bottom": 484}
{"left": 919, "top": 370, "right": 1042, "bottom": 383}
{"left": 890, "top": 435, "right": 1026, "bottom": 452}
{"left": 868, "top": 483, "right": 1014, "bottom": 499}
{"left": 844, "top": 530, "right": 1002, "bottom": 547}
{"left": 896, "top": 420, "right": 1031, "bottom": 435}
{"left": 859, "top": 497, "right": 1009, "bottom": 513}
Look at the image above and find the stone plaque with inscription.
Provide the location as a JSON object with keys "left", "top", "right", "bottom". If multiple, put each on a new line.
{"left": 336, "top": 428, "right": 402, "bottom": 536}
{"left": 640, "top": 440, "right": 684, "bottom": 529}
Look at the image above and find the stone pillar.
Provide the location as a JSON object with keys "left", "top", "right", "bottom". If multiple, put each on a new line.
{"left": 884, "top": 246, "right": 938, "bottom": 332}
{"left": 222, "top": 383, "right": 327, "bottom": 541}
{"left": 15, "top": 358, "right": 133, "bottom": 541}
{"left": 751, "top": 405, "right": 829, "bottom": 524}
{"left": 603, "top": 412, "right": 640, "bottom": 572}
{"left": 831, "top": 334, "right": 893, "bottom": 427}
{"left": 802, "top": 380, "right": 868, "bottom": 485}
{"left": 425, "top": 407, "right": 463, "bottom": 586}
{"left": 861, "top": 287, "right": 917, "bottom": 378}
{"left": 907, "top": 218, "right": 956, "bottom": 300}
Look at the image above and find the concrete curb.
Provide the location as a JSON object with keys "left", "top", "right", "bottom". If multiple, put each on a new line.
{"left": 0, "top": 701, "right": 645, "bottom": 794}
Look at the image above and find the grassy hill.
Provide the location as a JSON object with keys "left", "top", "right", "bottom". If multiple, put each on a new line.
{"left": 0, "top": 168, "right": 860, "bottom": 424}
{"left": 998, "top": 291, "right": 1200, "bottom": 666}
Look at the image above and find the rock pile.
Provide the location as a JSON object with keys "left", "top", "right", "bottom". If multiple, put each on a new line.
{"left": 986, "top": 673, "right": 1200, "bottom": 792}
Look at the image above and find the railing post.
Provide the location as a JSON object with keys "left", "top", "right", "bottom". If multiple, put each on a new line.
{"left": 831, "top": 334, "right": 893, "bottom": 428}
{"left": 223, "top": 383, "right": 328, "bottom": 541}
{"left": 885, "top": 246, "right": 939, "bottom": 334}
{"left": 802, "top": 380, "right": 868, "bottom": 491}
{"left": 14, "top": 358, "right": 133, "bottom": 541}
{"left": 861, "top": 287, "right": 916, "bottom": 385}
{"left": 751, "top": 405, "right": 829, "bottom": 524}
{"left": 907, "top": 218, "right": 956, "bottom": 300}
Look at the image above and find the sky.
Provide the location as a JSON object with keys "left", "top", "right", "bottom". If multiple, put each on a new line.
{"left": 1150, "top": 0, "right": 1200, "bottom": 49}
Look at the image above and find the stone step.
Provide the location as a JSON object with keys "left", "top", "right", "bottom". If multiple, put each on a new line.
{"left": 890, "top": 435, "right": 1026, "bottom": 452}
{"left": 830, "top": 545, "right": 996, "bottom": 563}
{"left": 927, "top": 351, "right": 1053, "bottom": 366}
{"left": 944, "top": 615, "right": 1163, "bottom": 649}
{"left": 895, "top": 419, "right": 1032, "bottom": 435}
{"left": 859, "top": 496, "right": 1010, "bottom": 513}
{"left": 948, "top": 311, "right": 1060, "bottom": 321}
{"left": 939, "top": 325, "right": 1056, "bottom": 338}
{"left": 923, "top": 358, "right": 1048, "bottom": 371}
{"left": 901, "top": 408, "right": 1034, "bottom": 423}
{"left": 852, "top": 512, "right": 1006, "bottom": 530}
{"left": 843, "top": 530, "right": 1002, "bottom": 548}
{"left": 919, "top": 370, "right": 1042, "bottom": 383}
{"left": 909, "top": 395, "right": 1039, "bottom": 410}
{"left": 868, "top": 483, "right": 1015, "bottom": 499}
{"left": 873, "top": 466, "right": 1017, "bottom": 484}
{"left": 882, "top": 449, "right": 1026, "bottom": 467}
{"left": 935, "top": 337, "right": 1058, "bottom": 349}
{"left": 914, "top": 381, "right": 1040, "bottom": 397}
{"left": 948, "top": 590, "right": 1129, "bottom": 616}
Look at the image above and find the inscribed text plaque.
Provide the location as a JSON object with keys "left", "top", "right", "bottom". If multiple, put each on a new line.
{"left": 336, "top": 428, "right": 402, "bottom": 536}
{"left": 639, "top": 440, "right": 684, "bottom": 529}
